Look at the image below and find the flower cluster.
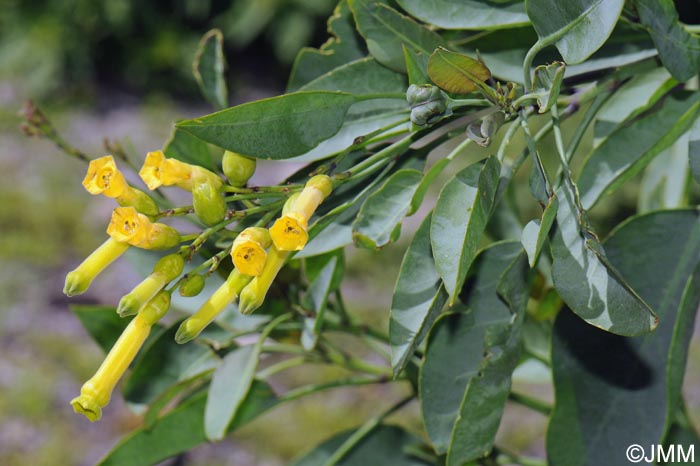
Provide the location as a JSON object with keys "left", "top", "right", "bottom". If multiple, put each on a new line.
{"left": 65, "top": 150, "right": 332, "bottom": 421}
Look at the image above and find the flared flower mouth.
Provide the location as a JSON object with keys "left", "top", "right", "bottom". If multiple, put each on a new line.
{"left": 139, "top": 150, "right": 168, "bottom": 190}
{"left": 107, "top": 206, "right": 147, "bottom": 244}
{"left": 269, "top": 213, "right": 308, "bottom": 251}
{"left": 83, "top": 155, "right": 127, "bottom": 197}
{"left": 70, "top": 394, "right": 102, "bottom": 422}
{"left": 233, "top": 243, "right": 267, "bottom": 276}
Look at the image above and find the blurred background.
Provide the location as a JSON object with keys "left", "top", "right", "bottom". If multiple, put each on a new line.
{"left": 1, "top": 1, "right": 699, "bottom": 465}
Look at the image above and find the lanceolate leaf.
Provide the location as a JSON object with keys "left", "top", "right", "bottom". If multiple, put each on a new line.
{"left": 193, "top": 29, "right": 228, "bottom": 110}
{"left": 526, "top": 0, "right": 625, "bottom": 64}
{"left": 396, "top": 0, "right": 529, "bottom": 30}
{"left": 578, "top": 91, "right": 700, "bottom": 210}
{"left": 550, "top": 184, "right": 657, "bottom": 336}
{"left": 431, "top": 156, "right": 501, "bottom": 304}
{"left": 390, "top": 213, "right": 448, "bottom": 377}
{"left": 301, "top": 253, "right": 341, "bottom": 350}
{"left": 420, "top": 241, "right": 530, "bottom": 461}
{"left": 638, "top": 131, "right": 691, "bottom": 213}
{"left": 548, "top": 209, "right": 700, "bottom": 466}
{"left": 163, "top": 126, "right": 215, "bottom": 171}
{"left": 690, "top": 117, "right": 700, "bottom": 185}
{"left": 403, "top": 45, "right": 430, "bottom": 86}
{"left": 635, "top": 0, "right": 700, "bottom": 82}
{"left": 521, "top": 193, "right": 558, "bottom": 267}
{"left": 98, "top": 381, "right": 277, "bottom": 466}
{"left": 299, "top": 57, "right": 407, "bottom": 95}
{"left": 176, "top": 92, "right": 357, "bottom": 160}
{"left": 348, "top": 0, "right": 445, "bottom": 72}
{"left": 352, "top": 169, "right": 423, "bottom": 249}
{"left": 71, "top": 305, "right": 130, "bottom": 353}
{"left": 427, "top": 47, "right": 491, "bottom": 95}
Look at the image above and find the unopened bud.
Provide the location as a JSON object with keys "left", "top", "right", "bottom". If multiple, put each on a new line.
{"left": 222, "top": 151, "right": 256, "bottom": 187}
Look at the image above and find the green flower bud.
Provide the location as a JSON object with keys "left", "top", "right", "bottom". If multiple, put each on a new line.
{"left": 116, "top": 187, "right": 159, "bottom": 217}
{"left": 406, "top": 84, "right": 448, "bottom": 127}
{"left": 117, "top": 253, "right": 184, "bottom": 317}
{"left": 192, "top": 181, "right": 226, "bottom": 226}
{"left": 222, "top": 150, "right": 256, "bottom": 187}
{"left": 153, "top": 253, "right": 185, "bottom": 280}
{"left": 179, "top": 274, "right": 206, "bottom": 297}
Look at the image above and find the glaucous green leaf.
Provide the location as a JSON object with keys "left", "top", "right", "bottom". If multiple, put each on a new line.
{"left": 550, "top": 184, "right": 657, "bottom": 336}
{"left": 292, "top": 425, "right": 430, "bottom": 466}
{"left": 549, "top": 210, "right": 700, "bottom": 465}
{"left": 71, "top": 305, "right": 130, "bottom": 353}
{"left": 635, "top": 0, "right": 700, "bottom": 82}
{"left": 348, "top": 0, "right": 445, "bottom": 72}
{"left": 578, "top": 91, "right": 700, "bottom": 210}
{"left": 526, "top": 0, "right": 625, "bottom": 64}
{"left": 638, "top": 131, "right": 690, "bottom": 213}
{"left": 193, "top": 29, "right": 228, "bottom": 110}
{"left": 164, "top": 126, "right": 215, "bottom": 171}
{"left": 427, "top": 47, "right": 491, "bottom": 95}
{"left": 531, "top": 61, "right": 565, "bottom": 113}
{"left": 396, "top": 0, "right": 529, "bottom": 30}
{"left": 299, "top": 57, "right": 407, "bottom": 95}
{"left": 420, "top": 241, "right": 529, "bottom": 462}
{"left": 690, "top": 117, "right": 700, "bottom": 184}
{"left": 431, "top": 156, "right": 501, "bottom": 304}
{"left": 205, "top": 345, "right": 258, "bottom": 440}
{"left": 410, "top": 158, "right": 449, "bottom": 215}
{"left": 352, "top": 169, "right": 423, "bottom": 249}
{"left": 98, "top": 381, "right": 277, "bottom": 466}
{"left": 288, "top": 1, "right": 366, "bottom": 91}
{"left": 390, "top": 213, "right": 448, "bottom": 377}
{"left": 301, "top": 253, "right": 340, "bottom": 350}
{"left": 403, "top": 45, "right": 430, "bottom": 86}
{"left": 176, "top": 92, "right": 357, "bottom": 160}
{"left": 521, "top": 193, "right": 557, "bottom": 267}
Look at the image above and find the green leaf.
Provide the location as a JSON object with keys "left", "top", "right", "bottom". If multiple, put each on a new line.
{"left": 521, "top": 193, "right": 558, "bottom": 267}
{"left": 390, "top": 213, "right": 448, "bottom": 377}
{"left": 638, "top": 131, "right": 690, "bottom": 213}
{"left": 526, "top": 0, "right": 625, "bottom": 64}
{"left": 578, "top": 91, "right": 700, "bottom": 209}
{"left": 302, "top": 253, "right": 341, "bottom": 350}
{"left": 288, "top": 1, "right": 366, "bottom": 91}
{"left": 98, "top": 381, "right": 277, "bottom": 466}
{"left": 403, "top": 45, "right": 430, "bottom": 86}
{"left": 352, "top": 169, "right": 423, "bottom": 249}
{"left": 431, "top": 156, "right": 501, "bottom": 303}
{"left": 593, "top": 66, "right": 675, "bottom": 145}
{"left": 204, "top": 345, "right": 258, "bottom": 441}
{"left": 410, "top": 158, "right": 449, "bottom": 215}
{"left": 635, "top": 0, "right": 700, "bottom": 82}
{"left": 300, "top": 57, "right": 407, "bottom": 95}
{"left": 420, "top": 241, "right": 529, "bottom": 461}
{"left": 548, "top": 209, "right": 700, "bottom": 465}
{"left": 348, "top": 0, "right": 445, "bottom": 72}
{"left": 71, "top": 305, "right": 129, "bottom": 353}
{"left": 292, "top": 425, "right": 430, "bottom": 466}
{"left": 427, "top": 47, "right": 491, "bottom": 95}
{"left": 164, "top": 126, "right": 215, "bottom": 171}
{"left": 193, "top": 29, "right": 228, "bottom": 110}
{"left": 531, "top": 61, "right": 565, "bottom": 113}
{"left": 123, "top": 321, "right": 219, "bottom": 407}
{"left": 176, "top": 91, "right": 357, "bottom": 160}
{"left": 690, "top": 117, "right": 700, "bottom": 184}
{"left": 550, "top": 183, "right": 657, "bottom": 336}
{"left": 396, "top": 0, "right": 529, "bottom": 30}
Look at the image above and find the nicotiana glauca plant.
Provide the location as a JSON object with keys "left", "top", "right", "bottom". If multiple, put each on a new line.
{"left": 22, "top": 0, "right": 700, "bottom": 465}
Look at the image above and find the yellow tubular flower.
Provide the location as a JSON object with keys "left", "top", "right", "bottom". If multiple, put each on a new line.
{"left": 117, "top": 254, "right": 185, "bottom": 317}
{"left": 175, "top": 270, "right": 252, "bottom": 344}
{"left": 222, "top": 150, "right": 256, "bottom": 187}
{"left": 71, "top": 292, "right": 171, "bottom": 421}
{"left": 107, "top": 207, "right": 180, "bottom": 250}
{"left": 63, "top": 238, "right": 130, "bottom": 297}
{"left": 269, "top": 175, "right": 333, "bottom": 251}
{"left": 238, "top": 246, "right": 288, "bottom": 315}
{"left": 231, "top": 227, "right": 272, "bottom": 276}
{"left": 139, "top": 150, "right": 222, "bottom": 192}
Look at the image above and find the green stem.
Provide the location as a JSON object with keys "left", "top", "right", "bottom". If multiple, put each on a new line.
{"left": 448, "top": 98, "right": 493, "bottom": 109}
{"left": 495, "top": 115, "right": 523, "bottom": 163}
{"left": 508, "top": 391, "right": 552, "bottom": 416}
{"left": 277, "top": 376, "right": 391, "bottom": 404}
{"left": 320, "top": 396, "right": 414, "bottom": 466}
{"left": 222, "top": 184, "right": 303, "bottom": 194}
{"left": 523, "top": 40, "right": 547, "bottom": 90}
{"left": 356, "top": 92, "right": 408, "bottom": 101}
{"left": 256, "top": 356, "right": 308, "bottom": 379}
{"left": 342, "top": 133, "right": 418, "bottom": 178}
{"left": 564, "top": 90, "right": 612, "bottom": 162}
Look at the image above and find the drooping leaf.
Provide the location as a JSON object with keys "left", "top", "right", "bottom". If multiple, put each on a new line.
{"left": 549, "top": 210, "right": 700, "bottom": 465}
{"left": 348, "top": 0, "right": 445, "bottom": 72}
{"left": 291, "top": 425, "right": 431, "bottom": 466}
{"left": 634, "top": 0, "right": 700, "bottom": 82}
{"left": 301, "top": 253, "right": 341, "bottom": 350}
{"left": 163, "top": 126, "right": 215, "bottom": 171}
{"left": 521, "top": 193, "right": 558, "bottom": 267}
{"left": 98, "top": 381, "right": 277, "bottom": 466}
{"left": 193, "top": 29, "right": 228, "bottom": 110}
{"left": 427, "top": 47, "right": 491, "bottom": 95}
{"left": 71, "top": 305, "right": 130, "bottom": 353}
{"left": 420, "top": 241, "right": 530, "bottom": 462}
{"left": 531, "top": 61, "right": 565, "bottom": 113}
{"left": 526, "top": 0, "right": 625, "bottom": 64}
{"left": 396, "top": 0, "right": 529, "bottom": 30}
{"left": 578, "top": 91, "right": 700, "bottom": 210}
{"left": 288, "top": 1, "right": 366, "bottom": 91}
{"left": 431, "top": 156, "right": 501, "bottom": 303}
{"left": 176, "top": 92, "right": 357, "bottom": 160}
{"left": 352, "top": 169, "right": 423, "bottom": 249}
{"left": 638, "top": 131, "right": 690, "bottom": 213}
{"left": 390, "top": 213, "right": 448, "bottom": 377}
{"left": 550, "top": 183, "right": 657, "bottom": 336}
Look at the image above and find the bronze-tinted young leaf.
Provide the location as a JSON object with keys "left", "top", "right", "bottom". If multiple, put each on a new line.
{"left": 193, "top": 29, "right": 228, "bottom": 110}
{"left": 428, "top": 47, "right": 491, "bottom": 94}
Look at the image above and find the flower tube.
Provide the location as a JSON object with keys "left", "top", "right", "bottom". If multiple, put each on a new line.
{"left": 107, "top": 206, "right": 180, "bottom": 250}
{"left": 117, "top": 253, "right": 184, "bottom": 317}
{"left": 231, "top": 227, "right": 272, "bottom": 276}
{"left": 63, "top": 238, "right": 130, "bottom": 297}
